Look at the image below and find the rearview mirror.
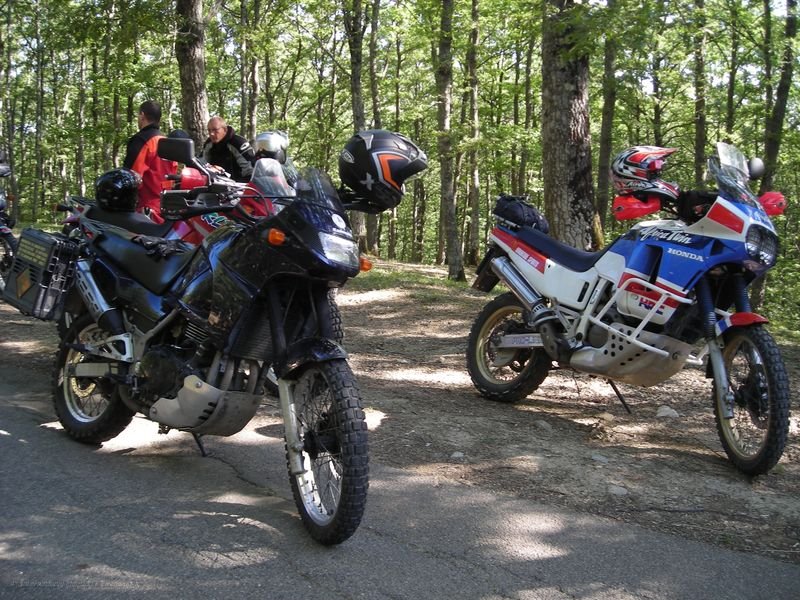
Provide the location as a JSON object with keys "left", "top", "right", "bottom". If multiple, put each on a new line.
{"left": 157, "top": 137, "right": 196, "bottom": 164}
{"left": 748, "top": 157, "right": 765, "bottom": 180}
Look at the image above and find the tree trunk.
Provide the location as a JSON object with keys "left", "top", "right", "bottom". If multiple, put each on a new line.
{"left": 33, "top": 2, "right": 43, "bottom": 220}
{"left": 760, "top": 0, "right": 796, "bottom": 192}
{"left": 412, "top": 119, "right": 425, "bottom": 263}
{"left": 763, "top": 0, "right": 774, "bottom": 118}
{"left": 364, "top": 0, "right": 382, "bottom": 254}
{"left": 465, "top": 0, "right": 481, "bottom": 266}
{"left": 343, "top": 0, "right": 368, "bottom": 251}
{"left": 724, "top": 3, "right": 739, "bottom": 141}
{"left": 76, "top": 53, "right": 86, "bottom": 196}
{"left": 175, "top": 0, "right": 209, "bottom": 147}
{"left": 596, "top": 0, "right": 617, "bottom": 229}
{"left": 435, "top": 0, "right": 464, "bottom": 280}
{"left": 541, "top": 0, "right": 601, "bottom": 250}
{"left": 693, "top": 0, "right": 707, "bottom": 188}
{"left": 517, "top": 31, "right": 536, "bottom": 196}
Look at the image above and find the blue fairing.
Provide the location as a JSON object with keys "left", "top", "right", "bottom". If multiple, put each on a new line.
{"left": 609, "top": 198, "right": 768, "bottom": 292}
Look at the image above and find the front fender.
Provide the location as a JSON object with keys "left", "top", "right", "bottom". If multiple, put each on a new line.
{"left": 275, "top": 336, "right": 348, "bottom": 379}
{"left": 714, "top": 312, "right": 769, "bottom": 338}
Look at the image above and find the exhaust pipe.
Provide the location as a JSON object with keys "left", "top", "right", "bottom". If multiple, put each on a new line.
{"left": 490, "top": 256, "right": 568, "bottom": 362}
{"left": 490, "top": 256, "right": 555, "bottom": 326}
{"left": 74, "top": 260, "right": 125, "bottom": 334}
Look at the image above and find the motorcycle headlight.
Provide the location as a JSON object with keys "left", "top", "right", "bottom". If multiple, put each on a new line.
{"left": 319, "top": 231, "right": 359, "bottom": 268}
{"left": 745, "top": 225, "right": 778, "bottom": 268}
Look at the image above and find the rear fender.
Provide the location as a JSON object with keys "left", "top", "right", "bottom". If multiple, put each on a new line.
{"left": 472, "top": 245, "right": 502, "bottom": 291}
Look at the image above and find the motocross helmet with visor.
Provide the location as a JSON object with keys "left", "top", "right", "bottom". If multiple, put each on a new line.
{"left": 610, "top": 146, "right": 680, "bottom": 203}
{"left": 338, "top": 129, "right": 428, "bottom": 211}
{"left": 253, "top": 131, "right": 289, "bottom": 164}
{"left": 95, "top": 168, "right": 141, "bottom": 212}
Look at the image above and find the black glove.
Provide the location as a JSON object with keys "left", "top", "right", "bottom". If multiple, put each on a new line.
{"left": 133, "top": 235, "right": 189, "bottom": 259}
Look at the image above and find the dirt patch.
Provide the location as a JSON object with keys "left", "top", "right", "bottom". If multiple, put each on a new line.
{"left": 2, "top": 260, "right": 799, "bottom": 564}
{"left": 339, "top": 261, "right": 800, "bottom": 564}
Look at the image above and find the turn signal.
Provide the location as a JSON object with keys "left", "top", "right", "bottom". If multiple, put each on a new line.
{"left": 359, "top": 255, "right": 373, "bottom": 272}
{"left": 267, "top": 228, "right": 286, "bottom": 245}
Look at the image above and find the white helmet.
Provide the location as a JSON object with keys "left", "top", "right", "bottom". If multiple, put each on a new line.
{"left": 253, "top": 130, "right": 289, "bottom": 164}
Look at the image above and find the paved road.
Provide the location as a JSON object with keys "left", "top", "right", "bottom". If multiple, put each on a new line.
{"left": 1, "top": 366, "right": 799, "bottom": 600}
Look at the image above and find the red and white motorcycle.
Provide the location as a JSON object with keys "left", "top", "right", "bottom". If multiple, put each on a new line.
{"left": 467, "top": 142, "right": 789, "bottom": 475}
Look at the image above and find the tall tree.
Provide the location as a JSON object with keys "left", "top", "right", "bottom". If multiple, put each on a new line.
{"left": 541, "top": 0, "right": 601, "bottom": 249}
{"left": 175, "top": 0, "right": 209, "bottom": 146}
{"left": 596, "top": 0, "right": 617, "bottom": 228}
{"left": 343, "top": 0, "right": 369, "bottom": 251}
{"left": 760, "top": 0, "right": 796, "bottom": 193}
{"left": 365, "top": 0, "right": 382, "bottom": 254}
{"left": 465, "top": 0, "right": 481, "bottom": 266}
{"left": 692, "top": 0, "right": 707, "bottom": 187}
{"left": 435, "top": 0, "right": 464, "bottom": 280}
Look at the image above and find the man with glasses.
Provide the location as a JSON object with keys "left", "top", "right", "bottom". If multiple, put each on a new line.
{"left": 201, "top": 117, "right": 256, "bottom": 182}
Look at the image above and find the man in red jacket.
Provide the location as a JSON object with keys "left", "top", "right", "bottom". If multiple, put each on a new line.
{"left": 123, "top": 100, "right": 176, "bottom": 222}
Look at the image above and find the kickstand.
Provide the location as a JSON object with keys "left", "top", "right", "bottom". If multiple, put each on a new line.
{"left": 192, "top": 433, "right": 208, "bottom": 457}
{"left": 607, "top": 379, "right": 632, "bottom": 414}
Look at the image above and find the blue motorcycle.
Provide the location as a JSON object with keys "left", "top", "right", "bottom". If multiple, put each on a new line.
{"left": 468, "top": 142, "right": 789, "bottom": 475}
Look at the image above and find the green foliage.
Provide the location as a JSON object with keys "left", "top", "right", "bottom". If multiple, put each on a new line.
{"left": 1, "top": 0, "right": 799, "bottom": 332}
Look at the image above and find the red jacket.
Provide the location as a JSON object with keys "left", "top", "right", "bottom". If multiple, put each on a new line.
{"left": 123, "top": 124, "right": 176, "bottom": 220}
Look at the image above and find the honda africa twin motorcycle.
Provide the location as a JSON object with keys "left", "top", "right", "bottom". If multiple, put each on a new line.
{"left": 0, "top": 162, "right": 16, "bottom": 291}
{"left": 467, "top": 142, "right": 789, "bottom": 475}
{"left": 3, "top": 135, "right": 422, "bottom": 545}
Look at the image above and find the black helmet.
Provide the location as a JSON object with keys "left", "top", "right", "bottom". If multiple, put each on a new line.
{"left": 95, "top": 168, "right": 141, "bottom": 212}
{"left": 338, "top": 129, "right": 427, "bottom": 211}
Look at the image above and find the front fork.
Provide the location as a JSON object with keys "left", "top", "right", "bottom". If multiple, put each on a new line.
{"left": 279, "top": 378, "right": 306, "bottom": 476}
{"left": 697, "top": 276, "right": 738, "bottom": 419}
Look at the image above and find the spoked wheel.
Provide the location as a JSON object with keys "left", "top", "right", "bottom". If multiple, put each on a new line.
{"left": 466, "top": 292, "right": 551, "bottom": 402}
{"left": 0, "top": 233, "right": 15, "bottom": 292}
{"left": 713, "top": 325, "right": 790, "bottom": 475}
{"left": 53, "top": 314, "right": 135, "bottom": 444}
{"left": 286, "top": 359, "right": 368, "bottom": 545}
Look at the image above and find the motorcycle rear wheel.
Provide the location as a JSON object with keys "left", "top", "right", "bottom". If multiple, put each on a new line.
{"left": 286, "top": 358, "right": 368, "bottom": 545}
{"left": 0, "top": 233, "right": 15, "bottom": 292}
{"left": 467, "top": 292, "right": 551, "bottom": 402}
{"left": 713, "top": 325, "right": 790, "bottom": 475}
{"left": 53, "top": 314, "right": 135, "bottom": 444}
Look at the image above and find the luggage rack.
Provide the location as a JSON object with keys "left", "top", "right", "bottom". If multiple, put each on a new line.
{"left": 587, "top": 275, "right": 693, "bottom": 357}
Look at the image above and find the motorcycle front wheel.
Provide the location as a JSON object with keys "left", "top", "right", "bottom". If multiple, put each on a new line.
{"left": 286, "top": 358, "right": 368, "bottom": 545}
{"left": 0, "top": 233, "right": 15, "bottom": 292}
{"left": 53, "top": 314, "right": 135, "bottom": 444}
{"left": 466, "top": 292, "right": 551, "bottom": 402}
{"left": 713, "top": 325, "right": 790, "bottom": 475}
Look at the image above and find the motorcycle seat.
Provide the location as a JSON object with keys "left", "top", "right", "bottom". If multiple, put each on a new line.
{"left": 93, "top": 225, "right": 196, "bottom": 295}
{"left": 86, "top": 206, "right": 175, "bottom": 238}
{"left": 515, "top": 225, "right": 609, "bottom": 273}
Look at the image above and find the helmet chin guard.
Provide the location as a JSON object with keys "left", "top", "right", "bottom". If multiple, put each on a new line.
{"left": 338, "top": 129, "right": 428, "bottom": 212}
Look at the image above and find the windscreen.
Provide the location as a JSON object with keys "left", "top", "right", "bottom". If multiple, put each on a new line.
{"left": 708, "top": 142, "right": 759, "bottom": 208}
{"left": 249, "top": 158, "right": 296, "bottom": 199}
